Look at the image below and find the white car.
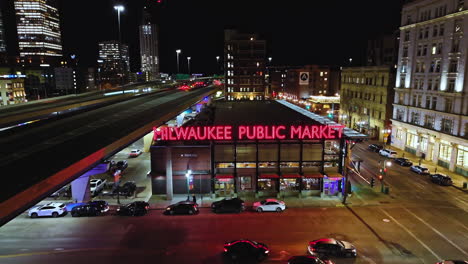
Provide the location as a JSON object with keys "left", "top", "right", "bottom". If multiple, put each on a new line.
{"left": 129, "top": 149, "right": 142, "bottom": 157}
{"left": 90, "top": 179, "right": 106, "bottom": 195}
{"left": 379, "top": 149, "right": 397, "bottom": 158}
{"left": 253, "top": 199, "right": 286, "bottom": 212}
{"left": 28, "top": 202, "right": 67, "bottom": 218}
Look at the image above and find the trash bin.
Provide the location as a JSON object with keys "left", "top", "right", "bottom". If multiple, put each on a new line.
{"left": 384, "top": 186, "right": 390, "bottom": 194}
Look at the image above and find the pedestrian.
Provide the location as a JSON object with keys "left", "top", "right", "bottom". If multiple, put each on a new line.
{"left": 192, "top": 195, "right": 197, "bottom": 204}
{"left": 186, "top": 195, "right": 190, "bottom": 201}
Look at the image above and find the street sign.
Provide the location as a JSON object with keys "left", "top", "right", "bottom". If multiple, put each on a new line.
{"left": 299, "top": 72, "right": 309, "bottom": 85}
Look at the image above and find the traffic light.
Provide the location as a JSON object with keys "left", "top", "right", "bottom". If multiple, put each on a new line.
{"left": 378, "top": 174, "right": 383, "bottom": 181}
{"left": 370, "top": 178, "right": 375, "bottom": 188}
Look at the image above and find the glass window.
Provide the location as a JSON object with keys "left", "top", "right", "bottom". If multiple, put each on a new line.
{"left": 216, "top": 163, "right": 234, "bottom": 168}
{"left": 215, "top": 145, "right": 234, "bottom": 162}
{"left": 236, "top": 162, "right": 256, "bottom": 168}
{"left": 303, "top": 178, "right": 321, "bottom": 190}
{"left": 280, "top": 144, "right": 300, "bottom": 161}
{"left": 439, "top": 142, "right": 452, "bottom": 161}
{"left": 258, "top": 179, "right": 276, "bottom": 191}
{"left": 456, "top": 146, "right": 468, "bottom": 168}
{"left": 237, "top": 144, "right": 256, "bottom": 161}
{"left": 240, "top": 176, "right": 252, "bottom": 190}
{"left": 258, "top": 144, "right": 278, "bottom": 161}
{"left": 280, "top": 179, "right": 299, "bottom": 191}
{"left": 441, "top": 119, "right": 453, "bottom": 133}
{"left": 303, "top": 144, "right": 322, "bottom": 161}
{"left": 406, "top": 133, "right": 419, "bottom": 148}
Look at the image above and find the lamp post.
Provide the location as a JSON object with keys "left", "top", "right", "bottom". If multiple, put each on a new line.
{"left": 216, "top": 56, "right": 220, "bottom": 74}
{"left": 176, "top": 49, "right": 182, "bottom": 74}
{"left": 187, "top": 57, "right": 191, "bottom": 75}
{"left": 113, "top": 5, "right": 125, "bottom": 43}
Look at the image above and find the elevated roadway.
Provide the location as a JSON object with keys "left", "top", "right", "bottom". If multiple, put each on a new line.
{"left": 0, "top": 86, "right": 215, "bottom": 226}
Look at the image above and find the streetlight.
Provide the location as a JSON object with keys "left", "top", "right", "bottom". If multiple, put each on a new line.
{"left": 185, "top": 171, "right": 191, "bottom": 197}
{"left": 216, "top": 56, "right": 220, "bottom": 74}
{"left": 113, "top": 5, "right": 125, "bottom": 43}
{"left": 268, "top": 57, "right": 272, "bottom": 63}
{"left": 176, "top": 49, "right": 182, "bottom": 74}
{"left": 187, "top": 57, "right": 191, "bottom": 75}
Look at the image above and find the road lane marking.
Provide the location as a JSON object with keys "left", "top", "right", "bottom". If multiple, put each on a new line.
{"left": 403, "top": 207, "right": 468, "bottom": 257}
{"left": 0, "top": 247, "right": 117, "bottom": 259}
{"left": 380, "top": 209, "right": 441, "bottom": 261}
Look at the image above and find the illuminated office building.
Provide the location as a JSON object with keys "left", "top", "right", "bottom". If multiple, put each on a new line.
{"left": 0, "top": 11, "right": 6, "bottom": 53}
{"left": 139, "top": 7, "right": 159, "bottom": 81}
{"left": 14, "top": 0, "right": 63, "bottom": 64}
{"left": 98, "top": 41, "right": 130, "bottom": 86}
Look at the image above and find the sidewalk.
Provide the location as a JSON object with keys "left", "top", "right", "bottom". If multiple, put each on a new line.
{"left": 368, "top": 140, "right": 468, "bottom": 190}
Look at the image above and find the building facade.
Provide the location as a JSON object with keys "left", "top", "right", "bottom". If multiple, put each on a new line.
{"left": 139, "top": 8, "right": 159, "bottom": 81}
{"left": 0, "top": 10, "right": 6, "bottom": 53}
{"left": 54, "top": 67, "right": 76, "bottom": 94}
{"left": 150, "top": 100, "right": 366, "bottom": 199}
{"left": 0, "top": 74, "right": 26, "bottom": 106}
{"left": 392, "top": 0, "right": 468, "bottom": 176}
{"left": 282, "top": 65, "right": 340, "bottom": 100}
{"left": 366, "top": 32, "right": 400, "bottom": 67}
{"left": 14, "top": 0, "right": 62, "bottom": 65}
{"left": 224, "top": 30, "right": 266, "bottom": 101}
{"left": 340, "top": 66, "right": 396, "bottom": 142}
{"left": 98, "top": 41, "right": 130, "bottom": 87}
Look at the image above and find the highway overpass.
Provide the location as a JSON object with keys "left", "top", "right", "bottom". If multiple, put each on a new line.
{"left": 0, "top": 85, "right": 216, "bottom": 226}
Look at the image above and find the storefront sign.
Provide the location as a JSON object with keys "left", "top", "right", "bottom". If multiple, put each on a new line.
{"left": 153, "top": 125, "right": 345, "bottom": 141}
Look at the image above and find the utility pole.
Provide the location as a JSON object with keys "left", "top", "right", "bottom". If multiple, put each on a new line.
{"left": 342, "top": 140, "right": 352, "bottom": 204}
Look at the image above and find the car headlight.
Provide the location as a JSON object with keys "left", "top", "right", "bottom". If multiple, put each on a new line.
{"left": 116, "top": 208, "right": 120, "bottom": 211}
{"left": 166, "top": 208, "right": 170, "bottom": 210}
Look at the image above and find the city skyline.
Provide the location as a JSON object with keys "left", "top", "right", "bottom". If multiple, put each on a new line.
{"left": 1, "top": 0, "right": 404, "bottom": 73}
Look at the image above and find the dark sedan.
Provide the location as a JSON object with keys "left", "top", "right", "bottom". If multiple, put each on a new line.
{"left": 116, "top": 201, "right": 149, "bottom": 216}
{"left": 223, "top": 239, "right": 269, "bottom": 262}
{"left": 308, "top": 238, "right": 357, "bottom": 258}
{"left": 368, "top": 144, "right": 383, "bottom": 152}
{"left": 212, "top": 198, "right": 245, "bottom": 213}
{"left": 288, "top": 256, "right": 334, "bottom": 264}
{"left": 164, "top": 201, "right": 198, "bottom": 215}
{"left": 430, "top": 174, "right": 453, "bottom": 186}
{"left": 394, "top": 158, "right": 413, "bottom": 167}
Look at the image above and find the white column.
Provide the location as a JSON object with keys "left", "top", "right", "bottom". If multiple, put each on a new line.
{"left": 143, "top": 132, "right": 154, "bottom": 153}
{"left": 166, "top": 147, "right": 173, "bottom": 200}
{"left": 432, "top": 139, "right": 441, "bottom": 164}
{"left": 71, "top": 175, "right": 91, "bottom": 203}
{"left": 416, "top": 133, "right": 422, "bottom": 156}
{"left": 426, "top": 142, "right": 434, "bottom": 161}
{"left": 449, "top": 144, "right": 458, "bottom": 172}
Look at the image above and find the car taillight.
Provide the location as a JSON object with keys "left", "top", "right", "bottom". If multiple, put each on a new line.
{"left": 223, "top": 248, "right": 228, "bottom": 252}
{"left": 145, "top": 206, "right": 149, "bottom": 210}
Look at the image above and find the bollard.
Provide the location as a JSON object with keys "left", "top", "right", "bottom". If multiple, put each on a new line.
{"left": 463, "top": 182, "right": 468, "bottom": 189}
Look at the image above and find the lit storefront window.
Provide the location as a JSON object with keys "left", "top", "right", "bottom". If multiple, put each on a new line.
{"left": 420, "top": 136, "right": 428, "bottom": 152}
{"left": 303, "top": 178, "right": 321, "bottom": 190}
{"left": 258, "top": 179, "right": 276, "bottom": 191}
{"left": 438, "top": 141, "right": 452, "bottom": 161}
{"left": 396, "top": 129, "right": 404, "bottom": 140}
{"left": 259, "top": 162, "right": 276, "bottom": 168}
{"left": 240, "top": 176, "right": 252, "bottom": 190}
{"left": 280, "top": 179, "right": 299, "bottom": 191}
{"left": 406, "top": 132, "right": 419, "bottom": 149}
{"left": 456, "top": 145, "right": 468, "bottom": 168}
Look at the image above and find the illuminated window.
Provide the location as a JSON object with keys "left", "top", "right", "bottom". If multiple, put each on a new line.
{"left": 406, "top": 132, "right": 419, "bottom": 149}
{"left": 439, "top": 141, "right": 452, "bottom": 161}
{"left": 457, "top": 145, "right": 468, "bottom": 168}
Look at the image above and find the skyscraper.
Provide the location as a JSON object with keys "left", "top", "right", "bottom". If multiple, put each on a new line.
{"left": 224, "top": 29, "right": 267, "bottom": 101}
{"left": 14, "top": 0, "right": 63, "bottom": 64}
{"left": 98, "top": 41, "right": 129, "bottom": 86}
{"left": 139, "top": 7, "right": 159, "bottom": 81}
{"left": 392, "top": 0, "right": 467, "bottom": 176}
{"left": 0, "top": 10, "right": 6, "bottom": 53}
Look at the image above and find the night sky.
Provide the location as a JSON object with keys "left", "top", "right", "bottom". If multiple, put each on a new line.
{"left": 1, "top": 0, "right": 405, "bottom": 74}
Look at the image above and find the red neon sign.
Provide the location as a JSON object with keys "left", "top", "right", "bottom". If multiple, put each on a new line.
{"left": 153, "top": 125, "right": 344, "bottom": 141}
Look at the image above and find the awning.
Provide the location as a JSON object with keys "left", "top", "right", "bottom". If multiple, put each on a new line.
{"left": 281, "top": 173, "right": 301, "bottom": 178}
{"left": 325, "top": 173, "right": 343, "bottom": 179}
{"left": 303, "top": 173, "right": 324, "bottom": 178}
{"left": 259, "top": 173, "right": 279, "bottom": 179}
{"left": 215, "top": 174, "right": 234, "bottom": 179}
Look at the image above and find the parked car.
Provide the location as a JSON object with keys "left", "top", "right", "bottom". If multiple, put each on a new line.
{"left": 368, "top": 144, "right": 383, "bottom": 153}
{"left": 128, "top": 149, "right": 142, "bottom": 158}
{"left": 116, "top": 201, "right": 150, "bottom": 216}
{"left": 88, "top": 200, "right": 110, "bottom": 213}
{"left": 308, "top": 238, "right": 357, "bottom": 258}
{"left": 71, "top": 204, "right": 102, "bottom": 217}
{"left": 49, "top": 185, "right": 71, "bottom": 198}
{"left": 410, "top": 165, "right": 430, "bottom": 175}
{"left": 223, "top": 239, "right": 269, "bottom": 262}
{"left": 436, "top": 261, "right": 468, "bottom": 264}
{"left": 212, "top": 198, "right": 245, "bottom": 213}
{"left": 379, "top": 149, "right": 397, "bottom": 158}
{"left": 90, "top": 179, "right": 107, "bottom": 195}
{"left": 28, "top": 202, "right": 67, "bottom": 218}
{"left": 113, "top": 181, "right": 137, "bottom": 197}
{"left": 164, "top": 201, "right": 198, "bottom": 215}
{"left": 394, "top": 158, "right": 413, "bottom": 167}
{"left": 253, "top": 199, "right": 286, "bottom": 212}
{"left": 430, "top": 174, "right": 453, "bottom": 186}
{"left": 288, "top": 256, "right": 334, "bottom": 264}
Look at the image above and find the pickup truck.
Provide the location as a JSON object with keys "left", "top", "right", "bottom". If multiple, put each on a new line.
{"left": 90, "top": 179, "right": 107, "bottom": 195}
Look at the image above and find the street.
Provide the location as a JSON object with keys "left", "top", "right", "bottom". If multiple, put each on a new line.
{"left": 0, "top": 141, "right": 467, "bottom": 264}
